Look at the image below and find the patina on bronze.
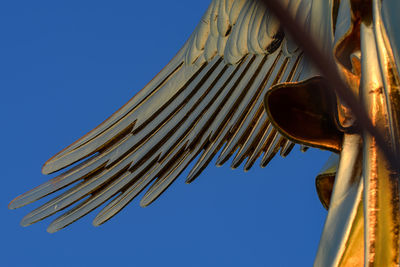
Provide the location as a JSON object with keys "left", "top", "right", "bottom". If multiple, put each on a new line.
{"left": 9, "top": 0, "right": 400, "bottom": 266}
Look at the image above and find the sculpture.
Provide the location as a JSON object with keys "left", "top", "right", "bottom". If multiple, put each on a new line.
{"left": 9, "top": 0, "right": 400, "bottom": 266}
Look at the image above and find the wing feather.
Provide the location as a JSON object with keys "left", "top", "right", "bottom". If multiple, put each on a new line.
{"left": 216, "top": 49, "right": 283, "bottom": 166}
{"left": 10, "top": 0, "right": 314, "bottom": 231}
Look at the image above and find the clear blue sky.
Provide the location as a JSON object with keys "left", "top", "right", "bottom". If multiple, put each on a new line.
{"left": 1, "top": 1, "right": 331, "bottom": 266}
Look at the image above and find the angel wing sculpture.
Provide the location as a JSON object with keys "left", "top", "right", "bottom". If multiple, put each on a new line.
{"left": 9, "top": 0, "right": 400, "bottom": 266}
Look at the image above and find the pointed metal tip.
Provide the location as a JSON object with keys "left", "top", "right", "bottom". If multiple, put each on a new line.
{"left": 215, "top": 156, "right": 224, "bottom": 167}
{"left": 231, "top": 151, "right": 246, "bottom": 169}
{"left": 93, "top": 206, "right": 118, "bottom": 227}
{"left": 243, "top": 164, "right": 251, "bottom": 172}
{"left": 20, "top": 220, "right": 29, "bottom": 228}
{"left": 261, "top": 152, "right": 275, "bottom": 168}
{"left": 46, "top": 224, "right": 58, "bottom": 234}
{"left": 20, "top": 214, "right": 34, "bottom": 227}
{"left": 139, "top": 198, "right": 151, "bottom": 208}
{"left": 186, "top": 171, "right": 200, "bottom": 184}
{"left": 9, "top": 192, "right": 38, "bottom": 210}
{"left": 8, "top": 197, "right": 21, "bottom": 210}
{"left": 186, "top": 169, "right": 199, "bottom": 184}
{"left": 215, "top": 153, "right": 230, "bottom": 167}
{"left": 41, "top": 162, "right": 55, "bottom": 175}
{"left": 185, "top": 175, "right": 194, "bottom": 184}
{"left": 259, "top": 159, "right": 269, "bottom": 168}
{"left": 230, "top": 158, "right": 241, "bottom": 169}
{"left": 243, "top": 158, "right": 255, "bottom": 172}
{"left": 215, "top": 161, "right": 224, "bottom": 167}
{"left": 47, "top": 219, "right": 65, "bottom": 233}
{"left": 230, "top": 163, "right": 238, "bottom": 170}
{"left": 92, "top": 217, "right": 104, "bottom": 227}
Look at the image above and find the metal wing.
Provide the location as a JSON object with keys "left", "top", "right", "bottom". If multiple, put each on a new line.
{"left": 9, "top": 0, "right": 312, "bottom": 233}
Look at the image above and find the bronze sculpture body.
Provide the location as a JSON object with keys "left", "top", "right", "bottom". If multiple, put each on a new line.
{"left": 9, "top": 0, "right": 400, "bottom": 266}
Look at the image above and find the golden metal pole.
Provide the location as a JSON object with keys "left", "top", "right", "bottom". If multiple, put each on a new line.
{"left": 360, "top": 1, "right": 400, "bottom": 265}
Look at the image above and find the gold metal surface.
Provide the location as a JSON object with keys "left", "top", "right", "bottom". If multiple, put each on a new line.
{"left": 9, "top": 0, "right": 400, "bottom": 266}
{"left": 315, "top": 134, "right": 363, "bottom": 267}
{"left": 265, "top": 77, "right": 343, "bottom": 152}
{"left": 316, "top": 153, "right": 339, "bottom": 210}
{"left": 314, "top": 1, "right": 400, "bottom": 266}
{"left": 10, "top": 0, "right": 313, "bottom": 232}
{"left": 360, "top": 3, "right": 400, "bottom": 264}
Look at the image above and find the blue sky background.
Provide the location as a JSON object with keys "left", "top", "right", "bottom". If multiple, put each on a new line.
{"left": 1, "top": 1, "right": 331, "bottom": 266}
